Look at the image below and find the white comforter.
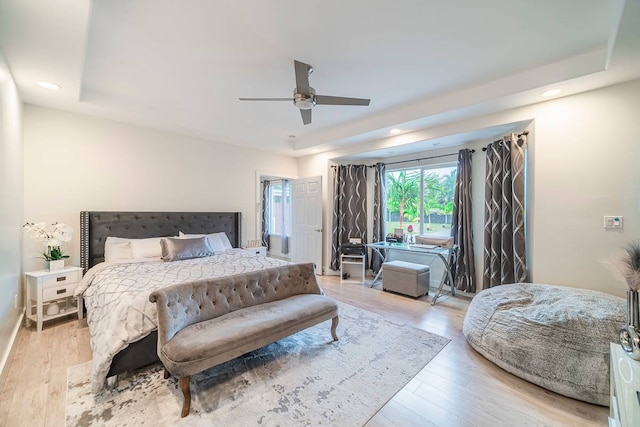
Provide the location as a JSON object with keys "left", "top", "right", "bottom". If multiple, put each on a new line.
{"left": 76, "top": 249, "right": 289, "bottom": 392}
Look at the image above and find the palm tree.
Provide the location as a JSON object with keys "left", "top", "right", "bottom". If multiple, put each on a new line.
{"left": 387, "top": 170, "right": 420, "bottom": 229}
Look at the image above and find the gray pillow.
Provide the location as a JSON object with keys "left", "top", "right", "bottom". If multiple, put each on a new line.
{"left": 160, "top": 236, "right": 214, "bottom": 262}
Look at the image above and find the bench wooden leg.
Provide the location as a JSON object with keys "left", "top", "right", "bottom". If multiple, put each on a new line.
{"left": 179, "top": 376, "right": 191, "bottom": 417}
{"left": 163, "top": 368, "right": 170, "bottom": 379}
{"left": 331, "top": 316, "right": 339, "bottom": 341}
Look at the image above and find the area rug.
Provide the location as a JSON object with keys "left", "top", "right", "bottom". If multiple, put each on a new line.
{"left": 66, "top": 303, "right": 449, "bottom": 426}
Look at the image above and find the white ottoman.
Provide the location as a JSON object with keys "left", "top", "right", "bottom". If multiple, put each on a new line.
{"left": 382, "top": 260, "right": 430, "bottom": 298}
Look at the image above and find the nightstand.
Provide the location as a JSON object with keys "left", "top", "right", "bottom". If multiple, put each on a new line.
{"left": 25, "top": 266, "right": 83, "bottom": 332}
{"left": 243, "top": 246, "right": 267, "bottom": 256}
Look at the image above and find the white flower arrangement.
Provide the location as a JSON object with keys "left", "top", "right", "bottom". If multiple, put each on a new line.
{"left": 23, "top": 222, "right": 73, "bottom": 260}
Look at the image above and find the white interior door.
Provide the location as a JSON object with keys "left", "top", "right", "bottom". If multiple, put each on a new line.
{"left": 290, "top": 176, "right": 323, "bottom": 274}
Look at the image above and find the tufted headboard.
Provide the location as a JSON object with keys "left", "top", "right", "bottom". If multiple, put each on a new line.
{"left": 80, "top": 211, "right": 241, "bottom": 273}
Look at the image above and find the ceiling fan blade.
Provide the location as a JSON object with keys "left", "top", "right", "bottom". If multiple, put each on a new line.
{"left": 294, "top": 60, "right": 312, "bottom": 95}
{"left": 300, "top": 109, "right": 312, "bottom": 125}
{"left": 239, "top": 98, "right": 293, "bottom": 101}
{"left": 315, "top": 95, "right": 370, "bottom": 106}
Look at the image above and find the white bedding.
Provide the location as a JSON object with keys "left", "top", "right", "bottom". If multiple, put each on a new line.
{"left": 76, "top": 249, "right": 289, "bottom": 392}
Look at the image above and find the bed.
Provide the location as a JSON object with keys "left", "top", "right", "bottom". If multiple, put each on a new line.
{"left": 77, "top": 211, "right": 290, "bottom": 392}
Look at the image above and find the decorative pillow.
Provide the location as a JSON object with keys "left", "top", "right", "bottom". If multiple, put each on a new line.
{"left": 178, "top": 231, "right": 227, "bottom": 254}
{"left": 130, "top": 237, "right": 163, "bottom": 259}
{"left": 160, "top": 236, "right": 214, "bottom": 262}
{"left": 104, "top": 236, "right": 133, "bottom": 262}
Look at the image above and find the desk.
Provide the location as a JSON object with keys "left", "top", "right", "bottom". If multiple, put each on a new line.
{"left": 367, "top": 241, "right": 456, "bottom": 305}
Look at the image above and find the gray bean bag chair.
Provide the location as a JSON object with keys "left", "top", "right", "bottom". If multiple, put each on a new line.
{"left": 462, "top": 283, "right": 625, "bottom": 406}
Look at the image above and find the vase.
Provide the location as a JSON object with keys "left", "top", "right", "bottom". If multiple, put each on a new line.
{"left": 46, "top": 259, "right": 65, "bottom": 272}
{"left": 619, "top": 290, "right": 640, "bottom": 360}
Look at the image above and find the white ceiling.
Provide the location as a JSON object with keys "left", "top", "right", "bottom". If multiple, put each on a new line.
{"left": 1, "top": 0, "right": 639, "bottom": 159}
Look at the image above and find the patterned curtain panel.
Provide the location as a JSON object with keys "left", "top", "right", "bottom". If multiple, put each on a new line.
{"left": 370, "top": 163, "right": 386, "bottom": 272}
{"left": 261, "top": 180, "right": 270, "bottom": 249}
{"left": 483, "top": 133, "right": 528, "bottom": 289}
{"left": 281, "top": 179, "right": 290, "bottom": 254}
{"left": 451, "top": 149, "right": 476, "bottom": 292}
{"left": 330, "top": 164, "right": 368, "bottom": 270}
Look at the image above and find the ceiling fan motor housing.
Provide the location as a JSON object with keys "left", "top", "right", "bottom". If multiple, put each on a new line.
{"left": 294, "top": 87, "right": 316, "bottom": 110}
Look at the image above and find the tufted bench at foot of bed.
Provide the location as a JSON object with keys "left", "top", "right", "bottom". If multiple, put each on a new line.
{"left": 149, "top": 263, "right": 339, "bottom": 417}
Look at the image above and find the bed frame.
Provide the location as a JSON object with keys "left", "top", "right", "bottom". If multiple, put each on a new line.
{"left": 79, "top": 211, "right": 242, "bottom": 378}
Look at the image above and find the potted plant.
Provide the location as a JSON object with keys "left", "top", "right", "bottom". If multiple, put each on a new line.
{"left": 23, "top": 222, "right": 73, "bottom": 271}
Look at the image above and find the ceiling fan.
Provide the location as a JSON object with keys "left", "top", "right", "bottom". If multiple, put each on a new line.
{"left": 239, "top": 60, "right": 371, "bottom": 125}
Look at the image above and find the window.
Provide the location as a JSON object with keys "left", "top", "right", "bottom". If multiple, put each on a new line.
{"left": 385, "top": 164, "right": 457, "bottom": 238}
{"left": 267, "top": 180, "right": 291, "bottom": 235}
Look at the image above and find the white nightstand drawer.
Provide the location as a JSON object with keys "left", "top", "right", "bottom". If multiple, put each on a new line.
{"left": 42, "top": 270, "right": 80, "bottom": 288}
{"left": 43, "top": 282, "right": 77, "bottom": 301}
{"left": 244, "top": 246, "right": 267, "bottom": 256}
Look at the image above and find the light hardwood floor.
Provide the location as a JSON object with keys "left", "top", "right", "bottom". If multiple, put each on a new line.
{"left": 0, "top": 276, "right": 608, "bottom": 427}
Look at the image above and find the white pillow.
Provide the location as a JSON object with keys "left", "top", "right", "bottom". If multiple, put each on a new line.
{"left": 213, "top": 232, "right": 233, "bottom": 250}
{"left": 104, "top": 236, "right": 133, "bottom": 262}
{"left": 179, "top": 231, "right": 226, "bottom": 254}
{"left": 130, "top": 237, "right": 163, "bottom": 259}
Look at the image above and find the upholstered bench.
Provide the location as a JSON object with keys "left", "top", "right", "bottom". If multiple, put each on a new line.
{"left": 149, "top": 263, "right": 339, "bottom": 417}
{"left": 382, "top": 260, "right": 430, "bottom": 297}
{"left": 463, "top": 283, "right": 625, "bottom": 405}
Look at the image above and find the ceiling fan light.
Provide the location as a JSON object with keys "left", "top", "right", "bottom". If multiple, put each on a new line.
{"left": 296, "top": 100, "right": 315, "bottom": 110}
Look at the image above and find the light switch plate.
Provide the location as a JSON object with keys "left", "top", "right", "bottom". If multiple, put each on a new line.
{"left": 604, "top": 216, "right": 623, "bottom": 229}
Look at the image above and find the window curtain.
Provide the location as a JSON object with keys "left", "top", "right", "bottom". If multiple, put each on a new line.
{"left": 451, "top": 149, "right": 476, "bottom": 292}
{"left": 261, "top": 180, "right": 270, "bottom": 249}
{"left": 331, "top": 164, "right": 368, "bottom": 270}
{"left": 370, "top": 163, "right": 386, "bottom": 273}
{"left": 483, "top": 133, "right": 528, "bottom": 289}
{"left": 281, "top": 179, "right": 290, "bottom": 254}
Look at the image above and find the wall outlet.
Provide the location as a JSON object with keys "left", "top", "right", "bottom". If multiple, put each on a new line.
{"left": 604, "top": 216, "right": 623, "bottom": 229}
{"left": 14, "top": 294, "right": 18, "bottom": 309}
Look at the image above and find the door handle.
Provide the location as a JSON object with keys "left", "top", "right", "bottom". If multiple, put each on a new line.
{"left": 314, "top": 229, "right": 322, "bottom": 232}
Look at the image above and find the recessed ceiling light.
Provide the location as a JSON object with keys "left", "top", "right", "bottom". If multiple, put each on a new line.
{"left": 38, "top": 81, "right": 61, "bottom": 90}
{"left": 389, "top": 128, "right": 402, "bottom": 135}
{"left": 542, "top": 89, "right": 561, "bottom": 97}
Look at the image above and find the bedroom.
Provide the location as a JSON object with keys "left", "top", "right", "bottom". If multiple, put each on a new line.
{"left": 1, "top": 1, "right": 640, "bottom": 426}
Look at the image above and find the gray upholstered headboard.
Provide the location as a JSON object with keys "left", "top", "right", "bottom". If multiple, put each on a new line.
{"left": 80, "top": 211, "right": 242, "bottom": 272}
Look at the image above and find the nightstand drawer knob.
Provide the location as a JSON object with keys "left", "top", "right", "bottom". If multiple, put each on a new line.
{"left": 56, "top": 288, "right": 66, "bottom": 294}
{"left": 57, "top": 276, "right": 66, "bottom": 282}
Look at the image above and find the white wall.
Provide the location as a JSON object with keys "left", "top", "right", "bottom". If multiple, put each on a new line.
{"left": 23, "top": 105, "right": 298, "bottom": 272}
{"left": 0, "top": 50, "right": 23, "bottom": 381}
{"left": 298, "top": 78, "right": 640, "bottom": 297}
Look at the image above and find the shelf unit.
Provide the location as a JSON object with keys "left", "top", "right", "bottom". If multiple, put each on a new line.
{"left": 610, "top": 342, "right": 640, "bottom": 426}
{"left": 340, "top": 254, "right": 366, "bottom": 284}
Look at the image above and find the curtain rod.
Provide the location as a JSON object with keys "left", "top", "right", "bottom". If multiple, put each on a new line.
{"left": 330, "top": 149, "right": 475, "bottom": 169}
{"left": 482, "top": 131, "right": 529, "bottom": 152}
{"left": 381, "top": 149, "right": 475, "bottom": 167}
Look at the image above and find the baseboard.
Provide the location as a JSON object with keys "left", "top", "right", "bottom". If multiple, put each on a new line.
{"left": 0, "top": 308, "right": 25, "bottom": 392}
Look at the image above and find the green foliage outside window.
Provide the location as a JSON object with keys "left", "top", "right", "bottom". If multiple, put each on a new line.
{"left": 385, "top": 166, "right": 457, "bottom": 236}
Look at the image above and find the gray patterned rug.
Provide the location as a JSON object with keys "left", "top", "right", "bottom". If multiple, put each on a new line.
{"left": 66, "top": 303, "right": 449, "bottom": 426}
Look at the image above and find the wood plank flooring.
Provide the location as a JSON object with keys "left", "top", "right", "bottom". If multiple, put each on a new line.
{"left": 0, "top": 276, "right": 608, "bottom": 427}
